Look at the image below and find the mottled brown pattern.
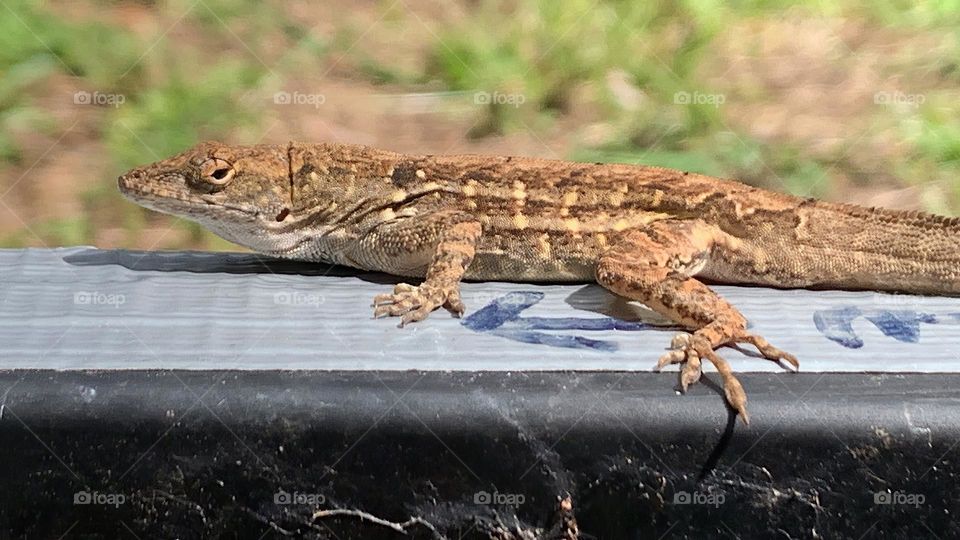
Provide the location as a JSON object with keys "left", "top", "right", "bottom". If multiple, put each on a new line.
{"left": 390, "top": 161, "right": 422, "bottom": 188}
{"left": 119, "top": 140, "right": 960, "bottom": 423}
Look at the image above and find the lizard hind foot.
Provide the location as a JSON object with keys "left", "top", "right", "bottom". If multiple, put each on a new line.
{"left": 654, "top": 330, "right": 800, "bottom": 425}
{"left": 655, "top": 333, "right": 750, "bottom": 424}
{"left": 372, "top": 282, "right": 465, "bottom": 326}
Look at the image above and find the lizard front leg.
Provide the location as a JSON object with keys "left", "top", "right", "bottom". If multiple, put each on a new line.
{"left": 364, "top": 211, "right": 481, "bottom": 326}
{"left": 596, "top": 219, "right": 799, "bottom": 424}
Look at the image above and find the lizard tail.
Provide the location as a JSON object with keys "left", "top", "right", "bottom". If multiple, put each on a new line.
{"left": 792, "top": 202, "right": 960, "bottom": 295}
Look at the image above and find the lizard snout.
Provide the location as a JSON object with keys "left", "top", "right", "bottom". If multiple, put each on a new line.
{"left": 117, "top": 168, "right": 160, "bottom": 204}
{"left": 118, "top": 168, "right": 153, "bottom": 199}
{"left": 117, "top": 169, "right": 140, "bottom": 194}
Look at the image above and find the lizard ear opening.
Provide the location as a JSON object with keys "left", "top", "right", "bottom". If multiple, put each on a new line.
{"left": 197, "top": 157, "right": 235, "bottom": 189}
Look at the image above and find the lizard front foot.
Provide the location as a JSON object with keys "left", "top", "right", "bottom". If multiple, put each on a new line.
{"left": 372, "top": 282, "right": 465, "bottom": 326}
{"left": 654, "top": 332, "right": 800, "bottom": 425}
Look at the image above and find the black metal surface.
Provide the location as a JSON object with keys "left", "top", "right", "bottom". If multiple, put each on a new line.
{"left": 0, "top": 370, "right": 956, "bottom": 539}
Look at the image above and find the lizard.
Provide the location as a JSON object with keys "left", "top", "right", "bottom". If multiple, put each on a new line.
{"left": 118, "top": 140, "right": 960, "bottom": 424}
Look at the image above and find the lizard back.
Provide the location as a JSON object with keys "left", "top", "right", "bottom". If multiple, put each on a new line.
{"left": 119, "top": 141, "right": 960, "bottom": 294}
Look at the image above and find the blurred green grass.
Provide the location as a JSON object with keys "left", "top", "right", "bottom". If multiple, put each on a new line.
{"left": 2, "top": 0, "right": 959, "bottom": 248}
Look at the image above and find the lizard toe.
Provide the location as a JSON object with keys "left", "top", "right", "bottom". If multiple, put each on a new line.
{"left": 654, "top": 349, "right": 686, "bottom": 371}
{"left": 443, "top": 290, "right": 466, "bottom": 317}
{"left": 399, "top": 307, "right": 433, "bottom": 327}
{"left": 655, "top": 346, "right": 703, "bottom": 392}
{"left": 373, "top": 293, "right": 421, "bottom": 317}
{"left": 669, "top": 332, "right": 693, "bottom": 350}
{"left": 372, "top": 283, "right": 418, "bottom": 307}
{"left": 737, "top": 333, "right": 800, "bottom": 370}
{"left": 393, "top": 282, "right": 417, "bottom": 294}
{"left": 679, "top": 352, "right": 702, "bottom": 392}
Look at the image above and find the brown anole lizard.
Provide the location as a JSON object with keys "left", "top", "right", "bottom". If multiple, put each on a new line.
{"left": 118, "top": 141, "right": 960, "bottom": 423}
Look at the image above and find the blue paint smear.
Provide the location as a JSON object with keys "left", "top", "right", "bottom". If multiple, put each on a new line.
{"left": 863, "top": 311, "right": 933, "bottom": 343}
{"left": 490, "top": 328, "right": 618, "bottom": 352}
{"left": 461, "top": 291, "right": 653, "bottom": 351}
{"left": 815, "top": 306, "right": 955, "bottom": 349}
{"left": 461, "top": 292, "right": 544, "bottom": 332}
{"left": 814, "top": 306, "right": 864, "bottom": 348}
{"left": 510, "top": 317, "right": 651, "bottom": 332}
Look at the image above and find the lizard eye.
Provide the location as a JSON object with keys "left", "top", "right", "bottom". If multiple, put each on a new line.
{"left": 194, "top": 157, "right": 235, "bottom": 190}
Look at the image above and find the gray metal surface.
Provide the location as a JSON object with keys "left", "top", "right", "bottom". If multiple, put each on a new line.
{"left": 2, "top": 247, "right": 959, "bottom": 371}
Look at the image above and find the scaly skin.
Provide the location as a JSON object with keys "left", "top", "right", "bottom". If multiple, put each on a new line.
{"left": 119, "top": 141, "right": 960, "bottom": 423}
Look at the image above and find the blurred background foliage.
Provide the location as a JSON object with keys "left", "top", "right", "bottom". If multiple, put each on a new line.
{"left": 1, "top": 0, "right": 959, "bottom": 249}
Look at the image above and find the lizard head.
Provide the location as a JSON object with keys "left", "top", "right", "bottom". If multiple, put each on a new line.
{"left": 119, "top": 141, "right": 295, "bottom": 252}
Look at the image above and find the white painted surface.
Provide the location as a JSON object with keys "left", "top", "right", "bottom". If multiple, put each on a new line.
{"left": 2, "top": 247, "right": 959, "bottom": 371}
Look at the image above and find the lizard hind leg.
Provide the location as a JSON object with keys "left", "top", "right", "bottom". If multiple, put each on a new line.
{"left": 595, "top": 219, "right": 799, "bottom": 424}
